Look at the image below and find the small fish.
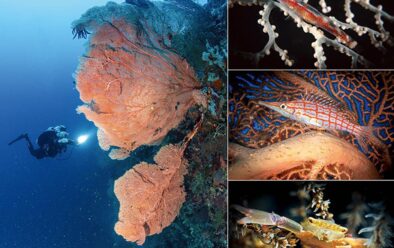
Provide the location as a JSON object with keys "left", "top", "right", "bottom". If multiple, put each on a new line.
{"left": 259, "top": 96, "right": 381, "bottom": 152}
{"left": 279, "top": 0, "right": 357, "bottom": 48}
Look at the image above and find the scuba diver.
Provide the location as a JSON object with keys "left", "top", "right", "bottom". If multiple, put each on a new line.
{"left": 8, "top": 125, "right": 75, "bottom": 159}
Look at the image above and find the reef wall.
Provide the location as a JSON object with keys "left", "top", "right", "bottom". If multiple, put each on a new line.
{"left": 73, "top": 0, "right": 227, "bottom": 246}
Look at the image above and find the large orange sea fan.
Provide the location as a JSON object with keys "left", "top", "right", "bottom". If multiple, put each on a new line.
{"left": 75, "top": 19, "right": 206, "bottom": 159}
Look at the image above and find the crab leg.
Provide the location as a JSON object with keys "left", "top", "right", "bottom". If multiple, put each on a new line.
{"left": 233, "top": 205, "right": 303, "bottom": 233}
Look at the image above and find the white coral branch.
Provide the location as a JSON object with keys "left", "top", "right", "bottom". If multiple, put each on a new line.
{"left": 358, "top": 203, "right": 394, "bottom": 248}
{"left": 319, "top": 0, "right": 332, "bottom": 13}
{"left": 342, "top": 0, "right": 394, "bottom": 51}
{"left": 275, "top": 1, "right": 370, "bottom": 68}
{"left": 256, "top": 2, "right": 294, "bottom": 66}
{"left": 231, "top": 0, "right": 394, "bottom": 68}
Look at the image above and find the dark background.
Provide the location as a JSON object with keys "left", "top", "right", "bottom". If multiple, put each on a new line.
{"left": 229, "top": 181, "right": 394, "bottom": 246}
{"left": 229, "top": 181, "right": 394, "bottom": 220}
{"left": 229, "top": 0, "right": 394, "bottom": 68}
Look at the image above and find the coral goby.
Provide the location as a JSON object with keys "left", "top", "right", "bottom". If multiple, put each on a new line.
{"left": 279, "top": 0, "right": 355, "bottom": 48}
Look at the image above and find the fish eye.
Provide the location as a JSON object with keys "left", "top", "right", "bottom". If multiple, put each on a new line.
{"left": 280, "top": 104, "right": 287, "bottom": 109}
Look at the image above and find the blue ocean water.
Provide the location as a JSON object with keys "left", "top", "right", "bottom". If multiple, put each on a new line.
{"left": 0, "top": 1, "right": 149, "bottom": 247}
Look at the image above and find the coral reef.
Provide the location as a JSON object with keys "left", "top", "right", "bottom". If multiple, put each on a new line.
{"left": 202, "top": 41, "right": 227, "bottom": 74}
{"left": 229, "top": 182, "right": 394, "bottom": 248}
{"left": 74, "top": 3, "right": 207, "bottom": 159}
{"left": 229, "top": 0, "right": 394, "bottom": 68}
{"left": 114, "top": 140, "right": 191, "bottom": 245}
{"left": 168, "top": 99, "right": 227, "bottom": 247}
{"left": 229, "top": 71, "right": 394, "bottom": 178}
{"left": 73, "top": 0, "right": 227, "bottom": 246}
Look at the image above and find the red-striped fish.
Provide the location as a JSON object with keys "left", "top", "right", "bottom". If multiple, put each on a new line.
{"left": 279, "top": 0, "right": 357, "bottom": 48}
{"left": 259, "top": 97, "right": 381, "bottom": 152}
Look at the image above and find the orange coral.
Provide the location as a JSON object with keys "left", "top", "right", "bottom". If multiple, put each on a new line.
{"left": 229, "top": 132, "right": 380, "bottom": 180}
{"left": 114, "top": 144, "right": 187, "bottom": 245}
{"left": 75, "top": 19, "right": 206, "bottom": 159}
{"left": 113, "top": 117, "right": 202, "bottom": 245}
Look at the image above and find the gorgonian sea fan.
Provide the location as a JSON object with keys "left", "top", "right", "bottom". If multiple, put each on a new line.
{"left": 71, "top": 1, "right": 224, "bottom": 246}
{"left": 74, "top": 3, "right": 207, "bottom": 160}
{"left": 113, "top": 115, "right": 202, "bottom": 245}
{"left": 114, "top": 144, "right": 188, "bottom": 245}
{"left": 229, "top": 71, "right": 393, "bottom": 174}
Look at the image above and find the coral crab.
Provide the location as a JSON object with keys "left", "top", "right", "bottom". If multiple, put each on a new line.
{"left": 233, "top": 205, "right": 368, "bottom": 248}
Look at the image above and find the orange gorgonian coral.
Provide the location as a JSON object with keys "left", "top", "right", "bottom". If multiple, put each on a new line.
{"left": 113, "top": 118, "right": 202, "bottom": 245}
{"left": 72, "top": 1, "right": 225, "bottom": 246}
{"left": 229, "top": 71, "right": 394, "bottom": 177}
{"left": 75, "top": 19, "right": 207, "bottom": 159}
{"left": 114, "top": 144, "right": 187, "bottom": 245}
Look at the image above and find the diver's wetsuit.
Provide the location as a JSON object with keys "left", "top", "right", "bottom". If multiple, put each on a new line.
{"left": 8, "top": 130, "right": 73, "bottom": 160}
{"left": 32, "top": 131, "right": 62, "bottom": 159}
{"left": 25, "top": 134, "right": 47, "bottom": 159}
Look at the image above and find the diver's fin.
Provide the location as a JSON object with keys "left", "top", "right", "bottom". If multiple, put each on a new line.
{"left": 8, "top": 133, "right": 27, "bottom": 146}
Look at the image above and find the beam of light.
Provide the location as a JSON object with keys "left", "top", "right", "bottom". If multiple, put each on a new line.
{"left": 77, "top": 134, "right": 89, "bottom": 144}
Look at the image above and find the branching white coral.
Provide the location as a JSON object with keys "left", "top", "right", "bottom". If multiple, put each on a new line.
{"left": 319, "top": 0, "right": 331, "bottom": 14}
{"left": 358, "top": 202, "right": 393, "bottom": 248}
{"left": 290, "top": 186, "right": 310, "bottom": 219}
{"left": 230, "top": 0, "right": 394, "bottom": 68}
{"left": 340, "top": 192, "right": 369, "bottom": 236}
{"left": 256, "top": 2, "right": 294, "bottom": 66}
